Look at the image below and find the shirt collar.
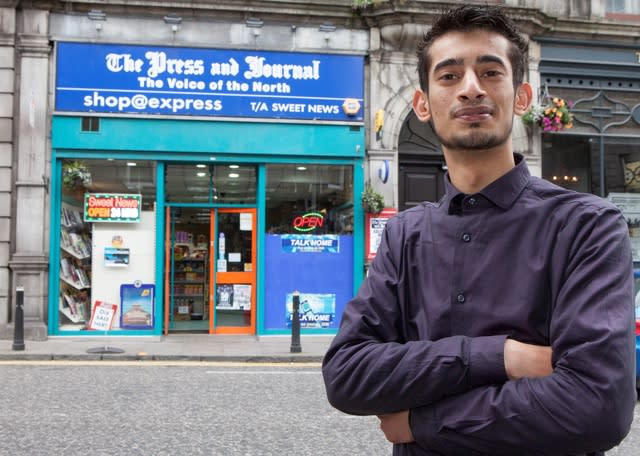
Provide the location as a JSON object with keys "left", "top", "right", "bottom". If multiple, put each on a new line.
{"left": 443, "top": 153, "right": 531, "bottom": 211}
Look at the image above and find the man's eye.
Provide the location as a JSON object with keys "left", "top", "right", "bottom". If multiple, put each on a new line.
{"left": 484, "top": 70, "right": 500, "bottom": 77}
{"left": 440, "top": 74, "right": 456, "bottom": 80}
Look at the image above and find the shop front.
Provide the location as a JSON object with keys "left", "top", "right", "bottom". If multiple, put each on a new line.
{"left": 537, "top": 38, "right": 640, "bottom": 260}
{"left": 49, "top": 42, "right": 364, "bottom": 336}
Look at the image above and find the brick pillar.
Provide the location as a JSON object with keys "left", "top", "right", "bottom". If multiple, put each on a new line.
{"left": 6, "top": 8, "right": 50, "bottom": 340}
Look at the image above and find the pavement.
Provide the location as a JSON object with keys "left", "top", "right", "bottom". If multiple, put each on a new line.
{"left": 0, "top": 334, "right": 334, "bottom": 362}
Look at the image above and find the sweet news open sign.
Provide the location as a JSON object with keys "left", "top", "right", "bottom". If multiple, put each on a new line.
{"left": 84, "top": 193, "right": 141, "bottom": 223}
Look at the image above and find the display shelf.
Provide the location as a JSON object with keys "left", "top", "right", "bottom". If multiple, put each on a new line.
{"left": 59, "top": 303, "right": 84, "bottom": 324}
{"left": 59, "top": 198, "right": 91, "bottom": 328}
{"left": 59, "top": 292, "right": 88, "bottom": 324}
{"left": 60, "top": 244, "right": 90, "bottom": 260}
{"left": 171, "top": 240, "right": 208, "bottom": 321}
{"left": 60, "top": 275, "right": 90, "bottom": 290}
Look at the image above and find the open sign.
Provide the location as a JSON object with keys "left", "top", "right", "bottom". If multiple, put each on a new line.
{"left": 292, "top": 212, "right": 324, "bottom": 232}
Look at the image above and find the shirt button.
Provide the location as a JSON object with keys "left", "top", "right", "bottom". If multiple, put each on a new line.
{"left": 467, "top": 198, "right": 476, "bottom": 207}
{"left": 456, "top": 293, "right": 465, "bottom": 303}
{"left": 462, "top": 233, "right": 471, "bottom": 242}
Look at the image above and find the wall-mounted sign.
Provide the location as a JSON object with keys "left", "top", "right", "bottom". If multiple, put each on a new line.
{"left": 281, "top": 234, "right": 339, "bottom": 253}
{"left": 84, "top": 193, "right": 141, "bottom": 223}
{"left": 292, "top": 211, "right": 324, "bottom": 232}
{"left": 55, "top": 42, "right": 364, "bottom": 122}
{"left": 342, "top": 98, "right": 361, "bottom": 116}
{"left": 104, "top": 247, "right": 130, "bottom": 267}
{"left": 365, "top": 208, "right": 398, "bottom": 262}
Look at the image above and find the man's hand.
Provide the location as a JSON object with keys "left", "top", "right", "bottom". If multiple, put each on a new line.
{"left": 504, "top": 339, "right": 553, "bottom": 380}
{"left": 378, "top": 411, "right": 415, "bottom": 444}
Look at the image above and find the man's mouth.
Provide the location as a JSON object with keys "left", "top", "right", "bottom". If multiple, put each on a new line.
{"left": 454, "top": 106, "right": 493, "bottom": 122}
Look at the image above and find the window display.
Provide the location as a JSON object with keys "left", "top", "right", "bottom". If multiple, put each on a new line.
{"left": 266, "top": 164, "right": 353, "bottom": 234}
{"left": 59, "top": 197, "right": 92, "bottom": 327}
{"left": 57, "top": 159, "right": 157, "bottom": 332}
{"left": 264, "top": 164, "right": 354, "bottom": 332}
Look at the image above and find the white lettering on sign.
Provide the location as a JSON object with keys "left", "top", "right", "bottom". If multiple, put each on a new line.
{"left": 105, "top": 54, "right": 144, "bottom": 73}
{"left": 243, "top": 56, "right": 320, "bottom": 80}
{"left": 290, "top": 238, "right": 334, "bottom": 247}
{"left": 210, "top": 58, "right": 240, "bottom": 76}
{"left": 308, "top": 104, "right": 340, "bottom": 114}
{"left": 253, "top": 82, "right": 291, "bottom": 93}
{"left": 166, "top": 78, "right": 206, "bottom": 90}
{"left": 271, "top": 103, "right": 305, "bottom": 113}
{"left": 145, "top": 51, "right": 205, "bottom": 78}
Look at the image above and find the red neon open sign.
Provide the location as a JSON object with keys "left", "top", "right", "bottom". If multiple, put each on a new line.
{"left": 292, "top": 212, "right": 324, "bottom": 232}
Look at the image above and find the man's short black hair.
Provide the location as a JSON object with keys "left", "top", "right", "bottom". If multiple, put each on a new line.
{"left": 416, "top": 4, "right": 528, "bottom": 91}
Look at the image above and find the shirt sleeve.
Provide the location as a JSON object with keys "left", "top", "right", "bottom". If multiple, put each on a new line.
{"left": 322, "top": 215, "right": 508, "bottom": 416}
{"left": 409, "top": 206, "right": 637, "bottom": 455}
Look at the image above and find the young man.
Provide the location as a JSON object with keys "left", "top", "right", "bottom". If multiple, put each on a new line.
{"left": 322, "top": 5, "right": 636, "bottom": 455}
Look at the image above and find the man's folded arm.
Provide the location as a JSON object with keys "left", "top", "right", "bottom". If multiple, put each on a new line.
{"left": 408, "top": 209, "right": 637, "bottom": 455}
{"left": 322, "top": 220, "right": 509, "bottom": 415}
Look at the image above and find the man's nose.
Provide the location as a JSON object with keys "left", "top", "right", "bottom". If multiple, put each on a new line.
{"left": 458, "top": 71, "right": 486, "bottom": 100}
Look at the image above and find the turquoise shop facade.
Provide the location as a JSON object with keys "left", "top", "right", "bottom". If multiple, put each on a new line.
{"left": 49, "top": 42, "right": 366, "bottom": 337}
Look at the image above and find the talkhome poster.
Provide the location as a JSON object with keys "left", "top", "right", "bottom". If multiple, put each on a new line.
{"left": 285, "top": 293, "right": 335, "bottom": 329}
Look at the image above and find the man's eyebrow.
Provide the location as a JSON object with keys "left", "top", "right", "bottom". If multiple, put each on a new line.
{"left": 432, "top": 58, "right": 463, "bottom": 74}
{"left": 432, "top": 55, "right": 506, "bottom": 74}
{"left": 477, "top": 55, "right": 506, "bottom": 67}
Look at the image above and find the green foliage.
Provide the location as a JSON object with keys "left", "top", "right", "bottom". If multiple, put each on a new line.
{"left": 62, "top": 161, "right": 92, "bottom": 190}
{"left": 361, "top": 184, "right": 385, "bottom": 214}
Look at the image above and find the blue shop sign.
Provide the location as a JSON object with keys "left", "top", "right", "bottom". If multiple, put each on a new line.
{"left": 281, "top": 234, "right": 339, "bottom": 253}
{"left": 55, "top": 42, "right": 364, "bottom": 122}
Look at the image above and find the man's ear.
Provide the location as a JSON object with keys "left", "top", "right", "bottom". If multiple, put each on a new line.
{"left": 514, "top": 82, "right": 533, "bottom": 116}
{"left": 412, "top": 89, "right": 431, "bottom": 122}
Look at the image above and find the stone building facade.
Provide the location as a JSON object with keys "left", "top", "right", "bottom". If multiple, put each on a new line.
{"left": 1, "top": 0, "right": 638, "bottom": 339}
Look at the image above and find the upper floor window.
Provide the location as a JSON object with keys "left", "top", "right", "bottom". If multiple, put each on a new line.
{"left": 606, "top": 0, "right": 640, "bottom": 14}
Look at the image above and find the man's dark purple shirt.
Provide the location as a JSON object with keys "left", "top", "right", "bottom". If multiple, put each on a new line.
{"left": 323, "top": 155, "right": 636, "bottom": 455}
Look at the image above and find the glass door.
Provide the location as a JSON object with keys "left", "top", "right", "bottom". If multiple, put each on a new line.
{"left": 210, "top": 208, "right": 256, "bottom": 334}
{"left": 164, "top": 207, "right": 210, "bottom": 333}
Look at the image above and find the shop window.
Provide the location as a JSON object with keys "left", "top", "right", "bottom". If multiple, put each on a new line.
{"left": 543, "top": 135, "right": 640, "bottom": 260}
{"left": 58, "top": 159, "right": 157, "bottom": 332}
{"left": 606, "top": 0, "right": 640, "bottom": 14}
{"left": 265, "top": 164, "right": 353, "bottom": 235}
{"left": 165, "top": 164, "right": 256, "bottom": 204}
{"left": 263, "top": 164, "right": 355, "bottom": 332}
{"left": 541, "top": 135, "right": 591, "bottom": 194}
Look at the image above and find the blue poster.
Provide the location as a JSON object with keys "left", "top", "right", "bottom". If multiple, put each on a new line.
{"left": 285, "top": 293, "right": 335, "bottom": 329}
{"left": 281, "top": 234, "right": 339, "bottom": 253}
{"left": 120, "top": 283, "right": 154, "bottom": 329}
{"left": 55, "top": 42, "right": 364, "bottom": 122}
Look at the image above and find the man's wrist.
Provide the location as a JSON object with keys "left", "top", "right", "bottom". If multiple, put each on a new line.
{"left": 469, "top": 335, "right": 509, "bottom": 385}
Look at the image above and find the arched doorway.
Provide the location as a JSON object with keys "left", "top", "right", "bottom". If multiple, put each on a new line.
{"left": 397, "top": 111, "right": 446, "bottom": 210}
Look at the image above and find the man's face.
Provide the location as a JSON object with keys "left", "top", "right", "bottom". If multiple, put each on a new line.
{"left": 413, "top": 30, "right": 527, "bottom": 152}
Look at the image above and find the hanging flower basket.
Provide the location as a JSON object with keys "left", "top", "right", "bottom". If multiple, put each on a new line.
{"left": 522, "top": 97, "right": 573, "bottom": 132}
{"left": 361, "top": 184, "right": 385, "bottom": 214}
{"left": 62, "top": 161, "right": 92, "bottom": 191}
